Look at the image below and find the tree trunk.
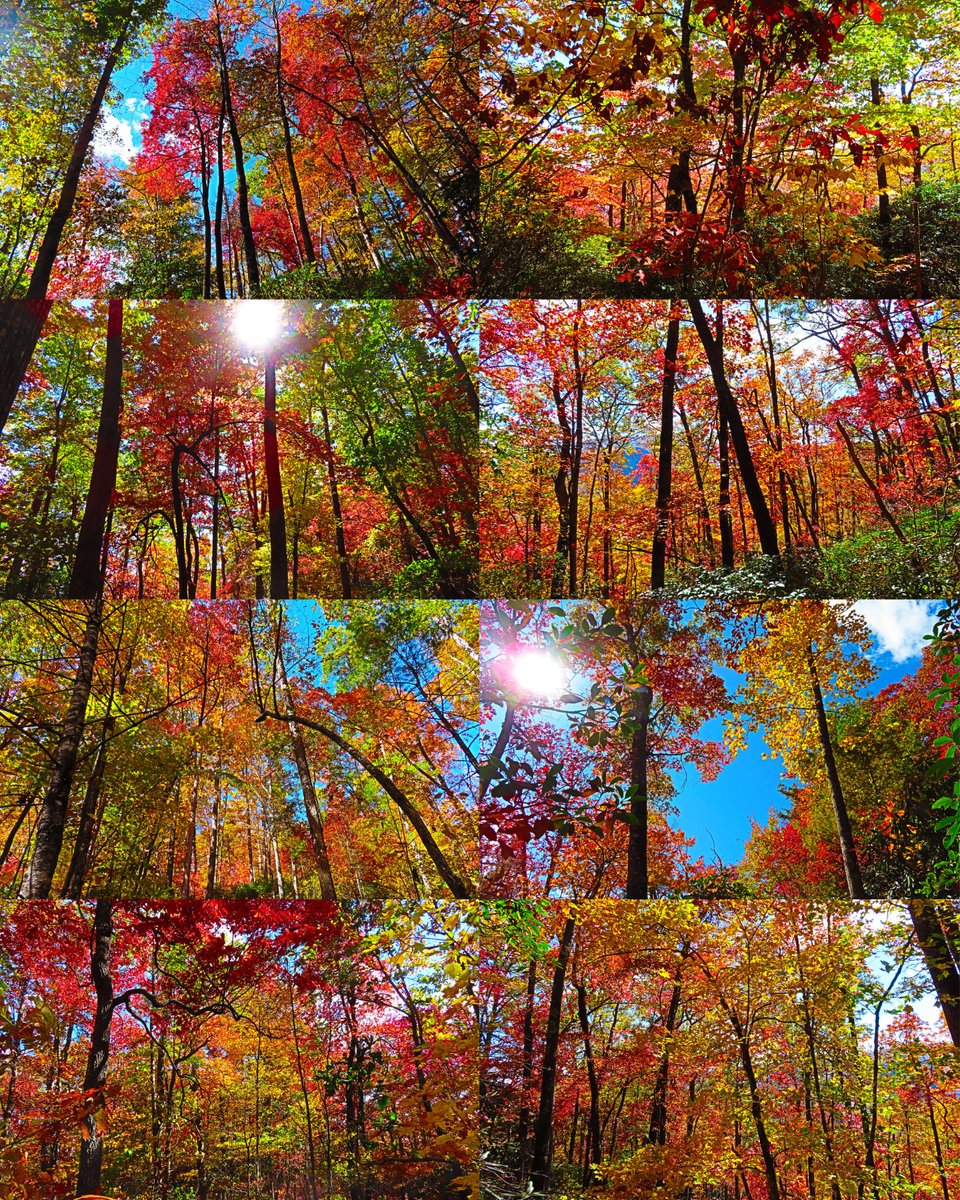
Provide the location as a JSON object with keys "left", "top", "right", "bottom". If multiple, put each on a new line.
{"left": 277, "top": 644, "right": 337, "bottom": 898}
{"left": 688, "top": 300, "right": 780, "bottom": 558}
{"left": 26, "top": 20, "right": 131, "bottom": 302}
{"left": 267, "top": 708, "right": 471, "bottom": 898}
{"left": 69, "top": 300, "right": 123, "bottom": 598}
{"left": 264, "top": 357, "right": 289, "bottom": 598}
{"left": 273, "top": 2, "right": 315, "bottom": 264}
{"left": 870, "top": 77, "right": 891, "bottom": 256}
{"left": 75, "top": 898, "right": 115, "bottom": 1198}
{"left": 625, "top": 700, "right": 650, "bottom": 899}
{"left": 19, "top": 598, "right": 103, "bottom": 898}
{"left": 517, "top": 958, "right": 538, "bottom": 1181}
{"left": 807, "top": 646, "right": 866, "bottom": 900}
{"left": 530, "top": 917, "right": 576, "bottom": 1197}
{"left": 575, "top": 982, "right": 602, "bottom": 1186}
{"left": 551, "top": 374, "right": 573, "bottom": 598}
{"left": 651, "top": 309, "right": 680, "bottom": 588}
{"left": 909, "top": 901, "right": 960, "bottom": 1046}
{"left": 320, "top": 399, "right": 351, "bottom": 597}
{"left": 722, "top": 1000, "right": 782, "bottom": 1200}
{"left": 215, "top": 1, "right": 260, "bottom": 296}
{"left": 214, "top": 98, "right": 227, "bottom": 299}
{"left": 0, "top": 300, "right": 52, "bottom": 436}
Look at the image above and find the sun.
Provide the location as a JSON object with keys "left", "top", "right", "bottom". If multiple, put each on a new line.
{"left": 512, "top": 650, "right": 568, "bottom": 699}
{"left": 232, "top": 300, "right": 284, "bottom": 351}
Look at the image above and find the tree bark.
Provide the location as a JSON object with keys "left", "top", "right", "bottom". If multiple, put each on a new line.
{"left": 264, "top": 357, "right": 289, "bottom": 599}
{"left": 688, "top": 299, "right": 780, "bottom": 558}
{"left": 26, "top": 18, "right": 132, "bottom": 302}
{"left": 214, "top": 0, "right": 260, "bottom": 296}
{"left": 320, "top": 399, "right": 351, "bottom": 597}
{"left": 75, "top": 898, "right": 116, "bottom": 1198}
{"left": 19, "top": 598, "right": 103, "bottom": 898}
{"left": 651, "top": 309, "right": 680, "bottom": 588}
{"left": 909, "top": 901, "right": 960, "bottom": 1047}
{"left": 575, "top": 982, "right": 603, "bottom": 1186}
{"left": 530, "top": 916, "right": 576, "bottom": 1197}
{"left": 272, "top": 1, "right": 315, "bottom": 264}
{"left": 264, "top": 707, "right": 471, "bottom": 898}
{"left": 69, "top": 300, "right": 123, "bottom": 598}
{"left": 277, "top": 644, "right": 337, "bottom": 898}
{"left": 0, "top": 299, "right": 52, "bottom": 436}
{"left": 807, "top": 646, "right": 866, "bottom": 900}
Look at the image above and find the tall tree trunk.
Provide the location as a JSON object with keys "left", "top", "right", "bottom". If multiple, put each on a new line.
{"left": 60, "top": 728, "right": 111, "bottom": 899}
{"left": 215, "top": 1, "right": 260, "bottom": 296}
{"left": 909, "top": 902, "right": 960, "bottom": 1046}
{"left": 264, "top": 357, "right": 289, "bottom": 599}
{"left": 517, "top": 958, "right": 538, "bottom": 1181}
{"left": 575, "top": 982, "right": 603, "bottom": 1186}
{"left": 69, "top": 300, "right": 123, "bottom": 598}
{"left": 688, "top": 299, "right": 780, "bottom": 558}
{"left": 273, "top": 2, "right": 315, "bottom": 264}
{"left": 26, "top": 19, "right": 131, "bottom": 302}
{"left": 625, "top": 691, "right": 650, "bottom": 899}
{"left": 197, "top": 115, "right": 213, "bottom": 300}
{"left": 289, "top": 981, "right": 321, "bottom": 1200}
{"left": 19, "top": 598, "right": 103, "bottom": 898}
{"left": 551, "top": 374, "right": 573, "bottom": 598}
{"left": 266, "top": 708, "right": 472, "bottom": 898}
{"left": 870, "top": 77, "right": 891, "bottom": 256}
{"left": 720, "top": 998, "right": 782, "bottom": 1200}
{"left": 0, "top": 300, "right": 52, "bottom": 436}
{"left": 568, "top": 306, "right": 584, "bottom": 597}
{"left": 214, "top": 99, "right": 227, "bottom": 299}
{"left": 75, "top": 898, "right": 115, "bottom": 1198}
{"left": 530, "top": 917, "right": 577, "bottom": 1198}
{"left": 718, "top": 409, "right": 735, "bottom": 567}
{"left": 807, "top": 646, "right": 866, "bottom": 900}
{"left": 651, "top": 309, "right": 681, "bottom": 588}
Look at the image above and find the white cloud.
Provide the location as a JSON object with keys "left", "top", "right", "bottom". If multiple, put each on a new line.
{"left": 851, "top": 600, "right": 938, "bottom": 663}
{"left": 93, "top": 110, "right": 139, "bottom": 164}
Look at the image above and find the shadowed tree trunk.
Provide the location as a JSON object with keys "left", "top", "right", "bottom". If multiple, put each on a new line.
{"left": 807, "top": 646, "right": 866, "bottom": 900}
{"left": 575, "top": 981, "right": 603, "bottom": 1187}
{"left": 530, "top": 916, "right": 577, "bottom": 1197}
{"left": 272, "top": 0, "right": 315, "bottom": 265}
{"left": 277, "top": 642, "right": 337, "bottom": 898}
{"left": 0, "top": 300, "right": 52, "bottom": 437}
{"left": 19, "top": 597, "right": 104, "bottom": 898}
{"left": 264, "top": 357, "right": 289, "bottom": 598}
{"left": 320, "top": 399, "right": 351, "bottom": 597}
{"left": 909, "top": 901, "right": 960, "bottom": 1046}
{"left": 26, "top": 14, "right": 133, "bottom": 304}
{"left": 651, "top": 308, "right": 681, "bottom": 588}
{"left": 69, "top": 300, "right": 123, "bottom": 598}
{"left": 214, "top": 0, "right": 260, "bottom": 296}
{"left": 75, "top": 898, "right": 115, "bottom": 1198}
{"left": 688, "top": 299, "right": 780, "bottom": 559}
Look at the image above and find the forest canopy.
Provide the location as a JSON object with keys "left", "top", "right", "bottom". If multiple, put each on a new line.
{"left": 0, "top": 0, "right": 476, "bottom": 300}
{"left": 479, "top": 598, "right": 959, "bottom": 901}
{"left": 0, "top": 599, "right": 478, "bottom": 902}
{"left": 0, "top": 298, "right": 479, "bottom": 600}
{"left": 481, "top": 0, "right": 960, "bottom": 297}
{"left": 480, "top": 299, "right": 960, "bottom": 600}
{"left": 0, "top": 898, "right": 479, "bottom": 1199}
{"left": 480, "top": 898, "right": 960, "bottom": 1200}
